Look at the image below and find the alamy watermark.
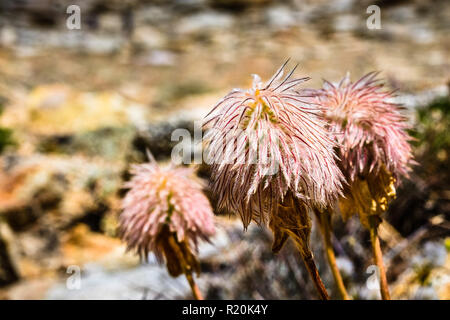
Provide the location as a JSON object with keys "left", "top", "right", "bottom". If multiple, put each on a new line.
{"left": 366, "top": 5, "right": 381, "bottom": 30}
{"left": 366, "top": 265, "right": 381, "bottom": 290}
{"left": 64, "top": 4, "right": 382, "bottom": 32}
{"left": 66, "top": 265, "right": 81, "bottom": 290}
{"left": 66, "top": 5, "right": 81, "bottom": 30}
{"left": 171, "top": 120, "right": 282, "bottom": 175}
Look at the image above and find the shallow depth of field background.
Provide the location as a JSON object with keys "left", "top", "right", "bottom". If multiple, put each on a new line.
{"left": 0, "top": 0, "right": 448, "bottom": 300}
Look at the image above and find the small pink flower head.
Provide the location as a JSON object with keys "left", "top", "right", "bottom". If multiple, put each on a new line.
{"left": 119, "top": 156, "right": 215, "bottom": 265}
{"left": 315, "top": 72, "right": 414, "bottom": 183}
{"left": 203, "top": 61, "right": 344, "bottom": 228}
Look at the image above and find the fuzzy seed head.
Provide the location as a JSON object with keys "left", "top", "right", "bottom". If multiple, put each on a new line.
{"left": 119, "top": 161, "right": 215, "bottom": 262}
{"left": 203, "top": 62, "right": 344, "bottom": 228}
{"left": 315, "top": 72, "right": 414, "bottom": 183}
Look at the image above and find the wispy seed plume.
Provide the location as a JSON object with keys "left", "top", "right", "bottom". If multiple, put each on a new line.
{"left": 203, "top": 61, "right": 344, "bottom": 229}
{"left": 119, "top": 158, "right": 215, "bottom": 277}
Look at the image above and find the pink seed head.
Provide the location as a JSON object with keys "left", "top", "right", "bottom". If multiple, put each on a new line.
{"left": 315, "top": 72, "right": 414, "bottom": 183}
{"left": 203, "top": 62, "right": 344, "bottom": 228}
{"left": 119, "top": 160, "right": 215, "bottom": 261}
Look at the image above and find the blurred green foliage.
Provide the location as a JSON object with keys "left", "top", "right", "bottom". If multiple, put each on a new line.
{"left": 155, "top": 81, "right": 211, "bottom": 108}
{"left": 387, "top": 95, "right": 449, "bottom": 236}
{"left": 0, "top": 100, "right": 15, "bottom": 153}
{"left": 409, "top": 95, "right": 450, "bottom": 174}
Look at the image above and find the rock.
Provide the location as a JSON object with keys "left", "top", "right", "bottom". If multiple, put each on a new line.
{"left": 0, "top": 154, "right": 123, "bottom": 231}
{"left": 326, "top": 0, "right": 355, "bottom": 13}
{"left": 333, "top": 14, "right": 360, "bottom": 33}
{"left": 173, "top": 0, "right": 208, "bottom": 13}
{"left": 210, "top": 0, "right": 273, "bottom": 9}
{"left": 412, "top": 241, "right": 447, "bottom": 268}
{"left": 132, "top": 93, "right": 220, "bottom": 160}
{"left": 61, "top": 224, "right": 134, "bottom": 267}
{"left": 39, "top": 126, "right": 139, "bottom": 162}
{"left": 0, "top": 152, "right": 126, "bottom": 286}
{"left": 2, "top": 84, "right": 150, "bottom": 136}
{"left": 394, "top": 86, "right": 449, "bottom": 111}
{"left": 413, "top": 286, "right": 439, "bottom": 300}
{"left": 336, "top": 256, "right": 354, "bottom": 276}
{"left": 386, "top": 5, "right": 417, "bottom": 23}
{"left": 0, "top": 278, "right": 55, "bottom": 299}
{"left": 97, "top": 13, "right": 123, "bottom": 33}
{"left": 81, "top": 33, "right": 125, "bottom": 55}
{"left": 136, "top": 50, "right": 176, "bottom": 66}
{"left": 408, "top": 24, "right": 435, "bottom": 44}
{"left": 132, "top": 26, "right": 168, "bottom": 49}
{"left": 0, "top": 222, "right": 20, "bottom": 286}
{"left": 265, "top": 6, "right": 297, "bottom": 30}
{"left": 0, "top": 26, "right": 17, "bottom": 47}
{"left": 11, "top": 28, "right": 119, "bottom": 54}
{"left": 46, "top": 263, "right": 191, "bottom": 299}
{"left": 357, "top": 285, "right": 382, "bottom": 300}
{"left": 391, "top": 240, "right": 450, "bottom": 300}
{"left": 133, "top": 121, "right": 193, "bottom": 161}
{"left": 29, "top": 218, "right": 235, "bottom": 300}
{"left": 373, "top": 21, "right": 436, "bottom": 45}
{"left": 134, "top": 6, "right": 172, "bottom": 26}
{"left": 176, "top": 11, "right": 234, "bottom": 35}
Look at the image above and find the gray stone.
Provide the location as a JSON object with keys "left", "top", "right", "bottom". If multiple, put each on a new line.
{"left": 134, "top": 6, "right": 172, "bottom": 26}
{"left": 327, "top": 0, "right": 355, "bottom": 13}
{"left": 97, "top": 13, "right": 123, "bottom": 33}
{"left": 265, "top": 6, "right": 297, "bottom": 30}
{"left": 44, "top": 223, "right": 233, "bottom": 300}
{"left": 336, "top": 256, "right": 354, "bottom": 276}
{"left": 176, "top": 11, "right": 234, "bottom": 34}
{"left": 333, "top": 14, "right": 360, "bottom": 33}
{"left": 0, "top": 26, "right": 17, "bottom": 47}
{"left": 413, "top": 286, "right": 439, "bottom": 300}
{"left": 46, "top": 264, "right": 191, "bottom": 299}
{"left": 132, "top": 26, "right": 168, "bottom": 49}
{"left": 394, "top": 85, "right": 449, "bottom": 110}
{"left": 81, "top": 33, "right": 124, "bottom": 55}
{"left": 137, "top": 50, "right": 176, "bottom": 66}
{"left": 409, "top": 24, "right": 435, "bottom": 44}
{"left": 387, "top": 5, "right": 417, "bottom": 23}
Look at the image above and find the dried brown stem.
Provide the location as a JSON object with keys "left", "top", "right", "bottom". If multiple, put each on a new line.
{"left": 167, "top": 234, "right": 204, "bottom": 300}
{"left": 300, "top": 250, "right": 330, "bottom": 300}
{"left": 271, "top": 194, "right": 330, "bottom": 300}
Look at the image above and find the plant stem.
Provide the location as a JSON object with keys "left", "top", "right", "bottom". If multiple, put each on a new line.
{"left": 300, "top": 251, "right": 330, "bottom": 300}
{"left": 185, "top": 271, "right": 204, "bottom": 300}
{"left": 316, "top": 210, "right": 350, "bottom": 300}
{"left": 369, "top": 221, "right": 391, "bottom": 300}
{"left": 275, "top": 195, "right": 330, "bottom": 300}
{"left": 167, "top": 234, "right": 204, "bottom": 300}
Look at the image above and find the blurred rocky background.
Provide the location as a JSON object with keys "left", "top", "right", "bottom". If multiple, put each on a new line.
{"left": 0, "top": 0, "right": 449, "bottom": 300}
